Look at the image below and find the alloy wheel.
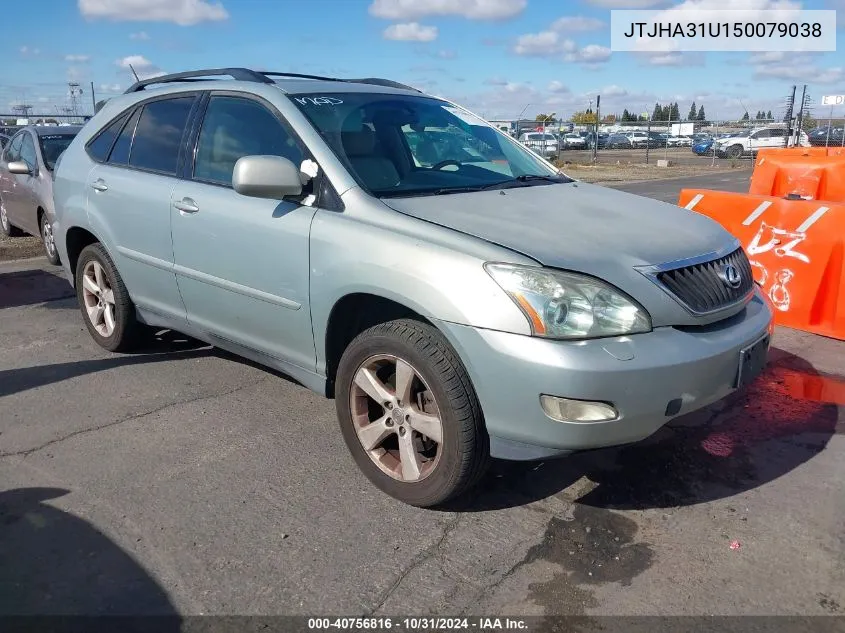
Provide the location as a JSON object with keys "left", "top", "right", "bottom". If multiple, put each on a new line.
{"left": 349, "top": 354, "right": 444, "bottom": 483}
{"left": 0, "top": 200, "right": 8, "bottom": 231}
{"left": 81, "top": 260, "right": 117, "bottom": 337}
{"left": 42, "top": 218, "right": 56, "bottom": 258}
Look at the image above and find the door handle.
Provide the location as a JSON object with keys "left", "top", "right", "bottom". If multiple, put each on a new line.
{"left": 90, "top": 179, "right": 108, "bottom": 192}
{"left": 174, "top": 198, "right": 199, "bottom": 214}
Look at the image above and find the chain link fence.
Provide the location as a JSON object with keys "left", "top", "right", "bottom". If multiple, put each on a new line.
{"left": 511, "top": 114, "right": 845, "bottom": 168}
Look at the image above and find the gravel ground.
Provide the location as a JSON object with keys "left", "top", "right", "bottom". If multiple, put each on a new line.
{"left": 0, "top": 233, "right": 42, "bottom": 262}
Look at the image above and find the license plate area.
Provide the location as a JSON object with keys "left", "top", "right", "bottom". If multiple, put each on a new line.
{"left": 735, "top": 334, "right": 770, "bottom": 389}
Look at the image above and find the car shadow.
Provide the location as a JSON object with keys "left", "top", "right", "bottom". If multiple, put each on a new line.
{"left": 0, "top": 331, "right": 212, "bottom": 398}
{"left": 0, "top": 487, "right": 179, "bottom": 618}
{"left": 0, "top": 269, "right": 74, "bottom": 309}
{"left": 448, "top": 347, "right": 842, "bottom": 512}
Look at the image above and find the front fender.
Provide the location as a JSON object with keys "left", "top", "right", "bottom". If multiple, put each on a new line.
{"left": 308, "top": 204, "right": 533, "bottom": 375}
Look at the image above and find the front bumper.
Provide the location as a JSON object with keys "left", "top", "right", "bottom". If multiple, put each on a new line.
{"left": 434, "top": 289, "right": 773, "bottom": 460}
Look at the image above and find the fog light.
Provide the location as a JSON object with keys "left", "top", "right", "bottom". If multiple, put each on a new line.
{"left": 540, "top": 395, "right": 618, "bottom": 423}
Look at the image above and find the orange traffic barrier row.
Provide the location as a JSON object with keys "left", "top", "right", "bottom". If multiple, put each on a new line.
{"left": 751, "top": 149, "right": 845, "bottom": 202}
{"left": 678, "top": 189, "right": 845, "bottom": 341}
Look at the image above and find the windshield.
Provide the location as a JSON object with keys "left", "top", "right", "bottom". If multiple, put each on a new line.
{"left": 39, "top": 134, "right": 76, "bottom": 170}
{"left": 291, "top": 92, "right": 568, "bottom": 198}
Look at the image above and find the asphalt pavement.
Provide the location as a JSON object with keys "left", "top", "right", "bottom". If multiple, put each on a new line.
{"left": 1, "top": 172, "right": 843, "bottom": 622}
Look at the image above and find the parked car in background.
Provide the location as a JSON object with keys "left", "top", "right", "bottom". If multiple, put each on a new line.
{"left": 518, "top": 132, "right": 559, "bottom": 158}
{"left": 560, "top": 133, "right": 586, "bottom": 150}
{"left": 692, "top": 137, "right": 715, "bottom": 155}
{"left": 585, "top": 132, "right": 609, "bottom": 149}
{"left": 52, "top": 68, "right": 773, "bottom": 507}
{"left": 0, "top": 125, "right": 81, "bottom": 263}
{"left": 715, "top": 127, "right": 809, "bottom": 158}
{"left": 607, "top": 133, "right": 633, "bottom": 148}
{"left": 0, "top": 134, "right": 9, "bottom": 150}
{"left": 666, "top": 135, "right": 692, "bottom": 147}
{"left": 625, "top": 131, "right": 652, "bottom": 148}
{"left": 807, "top": 126, "right": 845, "bottom": 147}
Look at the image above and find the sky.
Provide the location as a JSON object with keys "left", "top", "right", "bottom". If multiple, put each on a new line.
{"left": 2, "top": 0, "right": 843, "bottom": 122}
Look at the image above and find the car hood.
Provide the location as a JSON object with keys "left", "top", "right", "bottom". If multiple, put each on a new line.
{"left": 381, "top": 181, "right": 737, "bottom": 325}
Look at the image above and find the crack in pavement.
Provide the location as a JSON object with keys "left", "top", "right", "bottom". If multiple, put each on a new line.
{"left": 0, "top": 378, "right": 269, "bottom": 459}
{"left": 364, "top": 512, "right": 462, "bottom": 616}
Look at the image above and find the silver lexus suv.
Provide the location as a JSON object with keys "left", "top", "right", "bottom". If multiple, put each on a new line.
{"left": 52, "top": 68, "right": 773, "bottom": 507}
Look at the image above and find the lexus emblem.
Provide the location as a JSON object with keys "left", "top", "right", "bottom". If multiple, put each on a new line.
{"left": 720, "top": 264, "right": 742, "bottom": 289}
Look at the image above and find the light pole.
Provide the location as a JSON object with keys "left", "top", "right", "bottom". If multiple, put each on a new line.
{"left": 516, "top": 103, "right": 531, "bottom": 135}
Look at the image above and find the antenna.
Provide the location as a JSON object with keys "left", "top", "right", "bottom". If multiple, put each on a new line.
{"left": 128, "top": 64, "right": 140, "bottom": 82}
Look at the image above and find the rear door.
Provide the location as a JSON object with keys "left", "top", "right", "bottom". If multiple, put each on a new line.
{"left": 85, "top": 94, "right": 198, "bottom": 322}
{"left": 0, "top": 133, "right": 24, "bottom": 227}
{"left": 14, "top": 131, "right": 41, "bottom": 235}
{"left": 170, "top": 92, "right": 319, "bottom": 370}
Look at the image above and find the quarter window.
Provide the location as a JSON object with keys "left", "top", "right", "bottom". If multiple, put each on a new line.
{"left": 108, "top": 108, "right": 141, "bottom": 166}
{"left": 87, "top": 112, "right": 130, "bottom": 162}
{"left": 129, "top": 97, "right": 194, "bottom": 175}
{"left": 193, "top": 96, "right": 303, "bottom": 185}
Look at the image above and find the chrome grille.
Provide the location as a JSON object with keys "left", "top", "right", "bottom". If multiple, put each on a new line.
{"left": 656, "top": 247, "right": 754, "bottom": 314}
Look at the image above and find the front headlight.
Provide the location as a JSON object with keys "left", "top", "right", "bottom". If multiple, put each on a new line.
{"left": 485, "top": 263, "right": 652, "bottom": 339}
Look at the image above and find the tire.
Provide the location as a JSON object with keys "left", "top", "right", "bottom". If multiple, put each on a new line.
{"left": 0, "top": 196, "right": 23, "bottom": 237}
{"left": 727, "top": 144, "right": 744, "bottom": 159}
{"left": 40, "top": 213, "right": 60, "bottom": 265}
{"left": 75, "top": 243, "right": 142, "bottom": 353}
{"left": 335, "top": 319, "right": 490, "bottom": 507}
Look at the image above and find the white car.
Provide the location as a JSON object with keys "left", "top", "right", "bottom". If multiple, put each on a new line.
{"left": 666, "top": 135, "right": 692, "bottom": 147}
{"left": 625, "top": 131, "right": 650, "bottom": 148}
{"left": 715, "top": 127, "right": 809, "bottom": 158}
{"left": 518, "top": 132, "right": 558, "bottom": 157}
{"left": 561, "top": 133, "right": 586, "bottom": 149}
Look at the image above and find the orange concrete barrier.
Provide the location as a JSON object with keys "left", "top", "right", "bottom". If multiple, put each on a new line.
{"left": 750, "top": 150, "right": 845, "bottom": 202}
{"left": 678, "top": 189, "right": 845, "bottom": 340}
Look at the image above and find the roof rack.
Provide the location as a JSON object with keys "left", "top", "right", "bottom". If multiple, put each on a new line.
{"left": 124, "top": 67, "right": 423, "bottom": 95}
{"left": 125, "top": 68, "right": 274, "bottom": 93}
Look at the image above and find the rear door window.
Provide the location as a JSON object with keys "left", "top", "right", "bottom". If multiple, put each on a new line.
{"left": 129, "top": 97, "right": 195, "bottom": 175}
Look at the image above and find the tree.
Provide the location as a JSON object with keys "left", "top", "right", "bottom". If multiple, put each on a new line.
{"left": 766, "top": 110, "right": 773, "bottom": 120}
{"left": 622, "top": 108, "right": 631, "bottom": 122}
{"left": 652, "top": 103, "right": 662, "bottom": 121}
{"left": 669, "top": 102, "right": 680, "bottom": 121}
{"left": 697, "top": 105, "right": 706, "bottom": 121}
{"left": 535, "top": 113, "right": 556, "bottom": 123}
{"left": 688, "top": 102, "right": 697, "bottom": 121}
{"left": 572, "top": 110, "right": 598, "bottom": 124}
{"left": 741, "top": 111, "right": 750, "bottom": 121}
{"left": 603, "top": 114, "right": 617, "bottom": 124}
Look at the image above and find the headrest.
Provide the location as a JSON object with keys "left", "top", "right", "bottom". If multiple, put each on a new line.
{"left": 342, "top": 128, "right": 375, "bottom": 157}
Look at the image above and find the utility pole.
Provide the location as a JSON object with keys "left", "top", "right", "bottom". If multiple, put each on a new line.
{"left": 593, "top": 95, "right": 600, "bottom": 164}
{"left": 783, "top": 85, "right": 796, "bottom": 148}
{"left": 795, "top": 85, "right": 810, "bottom": 143}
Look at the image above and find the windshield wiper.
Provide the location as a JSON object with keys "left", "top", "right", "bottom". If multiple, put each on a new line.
{"left": 514, "top": 174, "right": 567, "bottom": 183}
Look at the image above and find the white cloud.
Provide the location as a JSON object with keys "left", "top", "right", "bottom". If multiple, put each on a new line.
{"left": 754, "top": 63, "right": 843, "bottom": 84}
{"left": 37, "top": 97, "right": 51, "bottom": 103}
{"left": 550, "top": 16, "right": 606, "bottom": 32}
{"left": 583, "top": 0, "right": 666, "bottom": 6}
{"left": 383, "top": 22, "right": 439, "bottom": 41}
{"left": 748, "top": 51, "right": 786, "bottom": 64}
{"left": 513, "top": 27, "right": 610, "bottom": 63}
{"left": 602, "top": 84, "right": 629, "bottom": 96}
{"left": 99, "top": 83, "right": 123, "bottom": 93}
{"left": 369, "top": 0, "right": 526, "bottom": 20}
{"left": 65, "top": 54, "right": 91, "bottom": 62}
{"left": 437, "top": 49, "right": 457, "bottom": 59}
{"left": 569, "top": 44, "right": 612, "bottom": 63}
{"left": 116, "top": 55, "right": 165, "bottom": 80}
{"left": 79, "top": 0, "right": 228, "bottom": 26}
{"left": 130, "top": 31, "right": 150, "bottom": 40}
{"left": 547, "top": 80, "right": 571, "bottom": 93}
{"left": 20, "top": 46, "right": 40, "bottom": 56}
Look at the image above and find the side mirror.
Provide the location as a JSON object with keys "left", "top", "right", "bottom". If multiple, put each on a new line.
{"left": 232, "top": 155, "right": 302, "bottom": 200}
{"left": 7, "top": 160, "right": 32, "bottom": 175}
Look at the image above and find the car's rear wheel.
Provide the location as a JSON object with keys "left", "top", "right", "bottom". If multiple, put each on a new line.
{"left": 335, "top": 319, "right": 489, "bottom": 507}
{"left": 75, "top": 243, "right": 142, "bottom": 352}
{"left": 40, "top": 214, "right": 60, "bottom": 265}
{"left": 0, "top": 197, "right": 23, "bottom": 237}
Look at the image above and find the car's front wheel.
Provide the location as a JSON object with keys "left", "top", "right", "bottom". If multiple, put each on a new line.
{"left": 40, "top": 214, "right": 60, "bottom": 265}
{"left": 75, "top": 243, "right": 142, "bottom": 352}
{"left": 335, "top": 319, "right": 489, "bottom": 507}
{"left": 726, "top": 144, "right": 744, "bottom": 159}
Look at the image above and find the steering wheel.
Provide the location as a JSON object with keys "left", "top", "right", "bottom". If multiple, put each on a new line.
{"left": 432, "top": 159, "right": 461, "bottom": 170}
